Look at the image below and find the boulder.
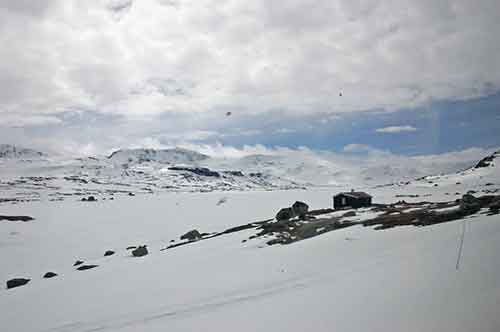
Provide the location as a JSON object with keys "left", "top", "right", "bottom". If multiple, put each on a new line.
{"left": 342, "top": 211, "right": 356, "bottom": 218}
{"left": 292, "top": 201, "right": 309, "bottom": 217}
{"left": 6, "top": 278, "right": 30, "bottom": 289}
{"left": 180, "top": 229, "right": 201, "bottom": 241}
{"left": 460, "top": 194, "right": 480, "bottom": 212}
{"left": 43, "top": 272, "right": 58, "bottom": 279}
{"left": 0, "top": 215, "right": 34, "bottom": 222}
{"left": 104, "top": 250, "right": 115, "bottom": 257}
{"left": 132, "top": 245, "right": 148, "bottom": 257}
{"left": 489, "top": 198, "right": 500, "bottom": 212}
{"left": 77, "top": 264, "right": 98, "bottom": 271}
{"left": 223, "top": 171, "right": 244, "bottom": 177}
{"left": 276, "top": 207, "right": 295, "bottom": 221}
{"left": 73, "top": 260, "right": 84, "bottom": 266}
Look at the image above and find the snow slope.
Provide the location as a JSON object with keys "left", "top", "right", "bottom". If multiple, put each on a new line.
{"left": 107, "top": 148, "right": 209, "bottom": 165}
{"left": 1, "top": 186, "right": 500, "bottom": 332}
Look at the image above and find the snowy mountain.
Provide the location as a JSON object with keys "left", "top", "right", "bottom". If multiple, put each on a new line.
{"left": 1, "top": 146, "right": 499, "bottom": 204}
{"left": 107, "top": 148, "right": 209, "bottom": 165}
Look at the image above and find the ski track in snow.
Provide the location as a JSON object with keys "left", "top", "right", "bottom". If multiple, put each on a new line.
{"left": 39, "top": 220, "right": 467, "bottom": 332}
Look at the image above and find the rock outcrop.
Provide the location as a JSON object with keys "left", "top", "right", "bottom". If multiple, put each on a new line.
{"left": 180, "top": 230, "right": 201, "bottom": 241}
{"left": 0, "top": 215, "right": 34, "bottom": 222}
{"left": 292, "top": 201, "right": 309, "bottom": 218}
{"left": 474, "top": 151, "right": 498, "bottom": 168}
{"left": 460, "top": 194, "right": 481, "bottom": 212}
{"left": 7, "top": 278, "right": 30, "bottom": 289}
{"left": 168, "top": 166, "right": 220, "bottom": 177}
{"left": 43, "top": 272, "right": 58, "bottom": 279}
{"left": 76, "top": 265, "right": 98, "bottom": 271}
{"left": 132, "top": 245, "right": 148, "bottom": 257}
{"left": 276, "top": 201, "right": 310, "bottom": 221}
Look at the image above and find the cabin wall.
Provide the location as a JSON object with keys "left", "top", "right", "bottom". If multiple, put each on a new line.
{"left": 333, "top": 195, "right": 372, "bottom": 209}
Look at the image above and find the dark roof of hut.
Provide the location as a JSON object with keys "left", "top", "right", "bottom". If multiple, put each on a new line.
{"left": 334, "top": 191, "right": 372, "bottom": 199}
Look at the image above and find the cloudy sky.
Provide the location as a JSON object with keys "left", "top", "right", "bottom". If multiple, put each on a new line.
{"left": 1, "top": 0, "right": 499, "bottom": 157}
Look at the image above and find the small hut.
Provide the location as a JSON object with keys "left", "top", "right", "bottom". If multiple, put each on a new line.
{"left": 333, "top": 191, "right": 372, "bottom": 209}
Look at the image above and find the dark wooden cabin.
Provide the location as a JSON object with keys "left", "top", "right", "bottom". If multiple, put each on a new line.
{"left": 333, "top": 191, "right": 372, "bottom": 209}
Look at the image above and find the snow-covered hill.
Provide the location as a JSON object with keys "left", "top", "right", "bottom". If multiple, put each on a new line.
{"left": 108, "top": 148, "right": 209, "bottom": 165}
{"left": 0, "top": 146, "right": 498, "bottom": 204}
{"left": 0, "top": 144, "right": 46, "bottom": 160}
{"left": 1, "top": 146, "right": 500, "bottom": 331}
{"left": 1, "top": 184, "right": 500, "bottom": 331}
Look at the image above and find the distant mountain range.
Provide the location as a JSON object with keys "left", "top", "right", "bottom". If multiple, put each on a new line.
{"left": 1, "top": 144, "right": 498, "bottom": 195}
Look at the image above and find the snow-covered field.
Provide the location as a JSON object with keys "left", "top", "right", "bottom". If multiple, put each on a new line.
{"left": 1, "top": 148, "right": 500, "bottom": 331}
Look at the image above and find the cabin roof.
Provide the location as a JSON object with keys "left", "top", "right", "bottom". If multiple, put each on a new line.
{"left": 334, "top": 191, "right": 372, "bottom": 199}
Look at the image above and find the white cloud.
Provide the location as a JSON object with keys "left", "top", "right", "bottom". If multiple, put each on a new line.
{"left": 342, "top": 144, "right": 375, "bottom": 153}
{"left": 1, "top": 0, "right": 500, "bottom": 132}
{"left": 375, "top": 125, "right": 418, "bottom": 133}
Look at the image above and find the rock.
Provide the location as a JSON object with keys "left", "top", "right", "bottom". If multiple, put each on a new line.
{"left": 77, "top": 264, "right": 98, "bottom": 271}
{"left": 475, "top": 153, "right": 496, "bottom": 168}
{"left": 6, "top": 278, "right": 30, "bottom": 289}
{"left": 104, "top": 250, "right": 115, "bottom": 257}
{"left": 168, "top": 166, "right": 220, "bottom": 177}
{"left": 223, "top": 171, "right": 244, "bottom": 177}
{"left": 43, "top": 272, "right": 58, "bottom": 279}
{"left": 460, "top": 194, "right": 481, "bottom": 212}
{"left": 292, "top": 201, "right": 309, "bottom": 217}
{"left": 180, "top": 229, "right": 201, "bottom": 241}
{"left": 128, "top": 192, "right": 135, "bottom": 196}
{"left": 342, "top": 211, "right": 356, "bottom": 217}
{"left": 87, "top": 196, "right": 97, "bottom": 202}
{"left": 489, "top": 198, "right": 500, "bottom": 212}
{"left": 0, "top": 215, "right": 34, "bottom": 222}
{"left": 132, "top": 245, "right": 148, "bottom": 257}
{"left": 276, "top": 207, "right": 295, "bottom": 221}
{"left": 216, "top": 197, "right": 227, "bottom": 206}
{"left": 73, "top": 260, "right": 84, "bottom": 266}
{"left": 249, "top": 172, "right": 263, "bottom": 177}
